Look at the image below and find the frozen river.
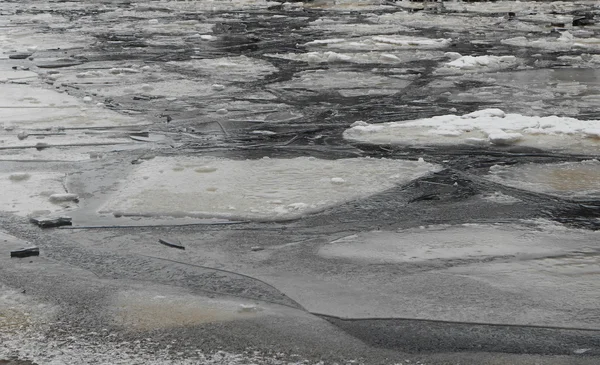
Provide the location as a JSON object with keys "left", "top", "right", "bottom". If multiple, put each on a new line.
{"left": 0, "top": 0, "right": 599, "bottom": 364}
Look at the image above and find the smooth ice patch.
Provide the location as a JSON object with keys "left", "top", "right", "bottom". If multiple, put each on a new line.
{"left": 99, "top": 156, "right": 440, "bottom": 221}
{"left": 166, "top": 56, "right": 278, "bottom": 82}
{"left": 319, "top": 223, "right": 593, "bottom": 263}
{"left": 486, "top": 160, "right": 600, "bottom": 199}
{"left": 343, "top": 108, "right": 600, "bottom": 154}
{"left": 0, "top": 84, "right": 146, "bottom": 129}
{"left": 269, "top": 70, "right": 412, "bottom": 97}
{"left": 0, "top": 172, "right": 75, "bottom": 216}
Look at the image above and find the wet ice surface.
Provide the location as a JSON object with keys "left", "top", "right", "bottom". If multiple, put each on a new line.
{"left": 100, "top": 156, "right": 440, "bottom": 220}
{"left": 487, "top": 160, "right": 600, "bottom": 199}
{"left": 1, "top": 0, "right": 600, "bottom": 363}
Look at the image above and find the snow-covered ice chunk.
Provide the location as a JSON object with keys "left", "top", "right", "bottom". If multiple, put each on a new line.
{"left": 99, "top": 156, "right": 441, "bottom": 221}
{"left": 486, "top": 160, "right": 600, "bottom": 199}
{"left": 343, "top": 109, "right": 600, "bottom": 154}
{"left": 319, "top": 223, "right": 592, "bottom": 263}
{"left": 436, "top": 54, "right": 518, "bottom": 74}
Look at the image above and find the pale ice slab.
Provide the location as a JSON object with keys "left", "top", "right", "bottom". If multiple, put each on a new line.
{"left": 435, "top": 53, "right": 518, "bottom": 74}
{"left": 486, "top": 160, "right": 600, "bottom": 199}
{"left": 0, "top": 172, "right": 75, "bottom": 216}
{"left": 166, "top": 56, "right": 278, "bottom": 82}
{"left": 269, "top": 70, "right": 412, "bottom": 97}
{"left": 343, "top": 108, "right": 600, "bottom": 154}
{"left": 319, "top": 223, "right": 591, "bottom": 263}
{"left": 303, "top": 35, "right": 451, "bottom": 51}
{"left": 100, "top": 156, "right": 440, "bottom": 221}
{"left": 0, "top": 84, "right": 147, "bottom": 129}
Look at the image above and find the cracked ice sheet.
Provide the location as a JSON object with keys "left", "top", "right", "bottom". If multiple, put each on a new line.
{"left": 166, "top": 56, "right": 278, "bottom": 83}
{"left": 486, "top": 160, "right": 600, "bottom": 199}
{"left": 99, "top": 156, "right": 440, "bottom": 221}
{"left": 0, "top": 84, "right": 147, "bottom": 129}
{"left": 344, "top": 109, "right": 600, "bottom": 155}
{"left": 319, "top": 223, "right": 594, "bottom": 264}
{"left": 269, "top": 70, "right": 412, "bottom": 97}
{"left": 0, "top": 172, "right": 75, "bottom": 217}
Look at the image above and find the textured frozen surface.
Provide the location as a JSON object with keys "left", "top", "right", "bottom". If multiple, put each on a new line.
{"left": 435, "top": 54, "right": 519, "bottom": 74}
{"left": 0, "top": 172, "right": 75, "bottom": 216}
{"left": 344, "top": 109, "right": 600, "bottom": 154}
{"left": 100, "top": 156, "right": 440, "bottom": 220}
{"left": 486, "top": 160, "right": 600, "bottom": 199}
{"left": 319, "top": 223, "right": 584, "bottom": 263}
{"left": 270, "top": 70, "right": 412, "bottom": 97}
{"left": 303, "top": 35, "right": 451, "bottom": 51}
{"left": 266, "top": 50, "right": 444, "bottom": 65}
{"left": 166, "top": 56, "right": 278, "bottom": 82}
{"left": 0, "top": 84, "right": 146, "bottom": 129}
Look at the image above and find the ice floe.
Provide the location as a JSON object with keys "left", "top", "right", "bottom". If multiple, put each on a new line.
{"left": 303, "top": 35, "right": 451, "bottom": 51}
{"left": 486, "top": 160, "right": 600, "bottom": 199}
{"left": 435, "top": 53, "right": 519, "bottom": 74}
{"left": 99, "top": 156, "right": 440, "bottom": 221}
{"left": 343, "top": 108, "right": 600, "bottom": 154}
{"left": 319, "top": 222, "right": 595, "bottom": 263}
{"left": 166, "top": 56, "right": 278, "bottom": 82}
{"left": 269, "top": 70, "right": 412, "bottom": 97}
{"left": 0, "top": 84, "right": 147, "bottom": 129}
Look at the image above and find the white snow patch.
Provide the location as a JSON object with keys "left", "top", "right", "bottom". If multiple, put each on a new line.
{"left": 99, "top": 156, "right": 440, "bottom": 221}
{"left": 480, "top": 191, "right": 522, "bottom": 204}
{"left": 343, "top": 108, "right": 600, "bottom": 154}
{"left": 436, "top": 54, "right": 518, "bottom": 74}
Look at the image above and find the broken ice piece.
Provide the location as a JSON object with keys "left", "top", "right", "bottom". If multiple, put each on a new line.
{"left": 48, "top": 193, "right": 79, "bottom": 203}
{"left": 29, "top": 216, "right": 72, "bottom": 228}
{"left": 10, "top": 247, "right": 39, "bottom": 258}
